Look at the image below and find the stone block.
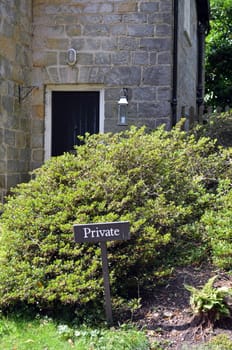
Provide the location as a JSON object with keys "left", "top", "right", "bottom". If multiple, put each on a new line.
{"left": 117, "top": 3, "right": 137, "bottom": 13}
{"left": 103, "top": 14, "right": 122, "bottom": 24}
{"left": 105, "top": 88, "right": 121, "bottom": 101}
{"left": 32, "top": 149, "right": 44, "bottom": 162}
{"left": 156, "top": 117, "right": 171, "bottom": 129}
{"left": 140, "top": 37, "right": 171, "bottom": 51}
{"left": 78, "top": 66, "right": 110, "bottom": 84}
{"left": 156, "top": 24, "right": 172, "bottom": 37}
{"left": 0, "top": 161, "right": 7, "bottom": 174}
{"left": 6, "top": 146, "right": 19, "bottom": 160}
{"left": 46, "top": 38, "right": 69, "bottom": 50}
{"left": 71, "top": 37, "right": 99, "bottom": 51}
{"left": 30, "top": 161, "right": 43, "bottom": 170}
{"left": 111, "top": 51, "right": 130, "bottom": 65}
{"left": 127, "top": 24, "right": 154, "bottom": 37}
{"left": 20, "top": 117, "right": 31, "bottom": 132}
{"left": 16, "top": 131, "right": 27, "bottom": 148}
{"left": 0, "top": 56, "right": 12, "bottom": 80}
{"left": 133, "top": 87, "right": 157, "bottom": 101}
{"left": 4, "top": 129, "right": 15, "bottom": 147}
{"left": 104, "top": 101, "right": 117, "bottom": 118}
{"left": 149, "top": 52, "right": 157, "bottom": 64}
{"left": 47, "top": 67, "right": 60, "bottom": 83}
{"left": 105, "top": 66, "right": 141, "bottom": 86}
{"left": 66, "top": 25, "right": 82, "bottom": 36}
{"left": 45, "top": 5, "right": 82, "bottom": 15}
{"left": 140, "top": 2, "right": 159, "bottom": 12}
{"left": 111, "top": 24, "right": 127, "bottom": 35}
{"left": 51, "top": 15, "right": 79, "bottom": 26}
{"left": 1, "top": 19, "right": 14, "bottom": 37}
{"left": 6, "top": 174, "right": 20, "bottom": 189}
{"left": 84, "top": 24, "right": 110, "bottom": 36}
{"left": 102, "top": 37, "right": 118, "bottom": 51}
{"left": 32, "top": 87, "right": 44, "bottom": 105}
{"left": 32, "top": 118, "right": 44, "bottom": 133}
{"left": 32, "top": 105, "right": 44, "bottom": 119}
{"left": 34, "top": 24, "right": 65, "bottom": 39}
{"left": 157, "top": 52, "right": 171, "bottom": 64}
{"left": 80, "top": 15, "right": 103, "bottom": 25}
{"left": 6, "top": 114, "right": 19, "bottom": 130}
{"left": 95, "top": 52, "right": 111, "bottom": 65}
{"left": 33, "top": 51, "right": 58, "bottom": 67}
{"left": 0, "top": 145, "right": 6, "bottom": 159}
{"left": 149, "top": 12, "right": 172, "bottom": 25}
{"left": 123, "top": 13, "right": 147, "bottom": 24}
{"left": 132, "top": 51, "right": 149, "bottom": 65}
{"left": 0, "top": 129, "right": 3, "bottom": 144}
{"left": 0, "top": 175, "right": 6, "bottom": 189}
{"left": 138, "top": 102, "right": 159, "bottom": 118}
{"left": 59, "top": 67, "right": 79, "bottom": 83}
{"left": 31, "top": 134, "right": 44, "bottom": 148}
{"left": 157, "top": 87, "right": 171, "bottom": 101}
{"left": 138, "top": 101, "right": 171, "bottom": 118}
{"left": 0, "top": 35, "right": 15, "bottom": 61}
{"left": 143, "top": 66, "right": 171, "bottom": 85}
{"left": 160, "top": 1, "right": 172, "bottom": 12}
{"left": 83, "top": 3, "right": 113, "bottom": 14}
{"left": 19, "top": 148, "right": 30, "bottom": 162}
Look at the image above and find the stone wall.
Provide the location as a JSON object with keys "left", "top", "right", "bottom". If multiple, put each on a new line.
{"left": 32, "top": 0, "right": 173, "bottom": 164}
{"left": 0, "top": 0, "right": 203, "bottom": 196}
{"left": 0, "top": 1, "right": 32, "bottom": 198}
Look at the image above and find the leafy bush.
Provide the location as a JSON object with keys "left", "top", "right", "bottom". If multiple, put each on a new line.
{"left": 192, "top": 110, "right": 232, "bottom": 269}
{"left": 57, "top": 324, "right": 150, "bottom": 350}
{"left": 185, "top": 276, "right": 232, "bottom": 326}
{"left": 194, "top": 110, "right": 232, "bottom": 148}
{"left": 0, "top": 124, "right": 230, "bottom": 313}
{"left": 207, "top": 334, "right": 232, "bottom": 350}
{"left": 200, "top": 180, "right": 232, "bottom": 269}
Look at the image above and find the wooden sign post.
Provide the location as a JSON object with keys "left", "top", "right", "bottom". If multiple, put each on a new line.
{"left": 73, "top": 221, "right": 130, "bottom": 325}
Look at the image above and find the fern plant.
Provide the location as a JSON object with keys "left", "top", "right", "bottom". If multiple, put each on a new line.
{"left": 185, "top": 276, "right": 232, "bottom": 326}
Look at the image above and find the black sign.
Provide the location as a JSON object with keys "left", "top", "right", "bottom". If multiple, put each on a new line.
{"left": 73, "top": 221, "right": 130, "bottom": 243}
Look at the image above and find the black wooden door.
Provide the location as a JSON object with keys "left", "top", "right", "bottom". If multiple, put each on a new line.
{"left": 52, "top": 91, "right": 99, "bottom": 156}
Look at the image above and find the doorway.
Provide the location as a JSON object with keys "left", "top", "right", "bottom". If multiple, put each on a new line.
{"left": 51, "top": 91, "right": 99, "bottom": 156}
{"left": 44, "top": 86, "right": 104, "bottom": 159}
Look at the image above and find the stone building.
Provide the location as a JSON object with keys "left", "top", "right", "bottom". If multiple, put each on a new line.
{"left": 0, "top": 0, "right": 209, "bottom": 198}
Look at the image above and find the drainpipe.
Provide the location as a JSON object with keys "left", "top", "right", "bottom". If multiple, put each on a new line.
{"left": 171, "top": 0, "right": 178, "bottom": 127}
{"left": 196, "top": 22, "right": 206, "bottom": 121}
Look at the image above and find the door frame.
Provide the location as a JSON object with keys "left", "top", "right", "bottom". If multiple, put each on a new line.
{"left": 44, "top": 84, "right": 105, "bottom": 160}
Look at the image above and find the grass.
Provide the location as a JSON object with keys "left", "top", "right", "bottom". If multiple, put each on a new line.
{"left": 0, "top": 315, "right": 150, "bottom": 350}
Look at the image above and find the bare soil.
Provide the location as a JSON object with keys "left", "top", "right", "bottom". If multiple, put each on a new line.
{"left": 133, "top": 264, "right": 232, "bottom": 349}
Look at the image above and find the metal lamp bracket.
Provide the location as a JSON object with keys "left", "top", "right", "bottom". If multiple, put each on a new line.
{"left": 18, "top": 85, "right": 38, "bottom": 103}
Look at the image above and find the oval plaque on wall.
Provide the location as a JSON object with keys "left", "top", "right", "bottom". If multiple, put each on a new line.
{"left": 67, "top": 48, "right": 77, "bottom": 66}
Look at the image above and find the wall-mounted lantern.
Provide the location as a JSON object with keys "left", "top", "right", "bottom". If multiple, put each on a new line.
{"left": 118, "top": 88, "right": 128, "bottom": 125}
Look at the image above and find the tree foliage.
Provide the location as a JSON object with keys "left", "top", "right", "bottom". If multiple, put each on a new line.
{"left": 205, "top": 0, "right": 232, "bottom": 108}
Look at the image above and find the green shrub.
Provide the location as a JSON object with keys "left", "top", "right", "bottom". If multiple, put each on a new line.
{"left": 185, "top": 276, "right": 232, "bottom": 326}
{"left": 194, "top": 109, "right": 232, "bottom": 148}
{"left": 0, "top": 125, "right": 229, "bottom": 313}
{"left": 200, "top": 180, "right": 232, "bottom": 269}
{"left": 207, "top": 334, "right": 232, "bottom": 350}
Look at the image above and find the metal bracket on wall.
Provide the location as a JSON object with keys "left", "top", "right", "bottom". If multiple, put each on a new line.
{"left": 18, "top": 85, "right": 39, "bottom": 103}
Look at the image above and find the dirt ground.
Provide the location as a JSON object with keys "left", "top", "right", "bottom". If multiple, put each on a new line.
{"left": 134, "top": 264, "right": 232, "bottom": 349}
